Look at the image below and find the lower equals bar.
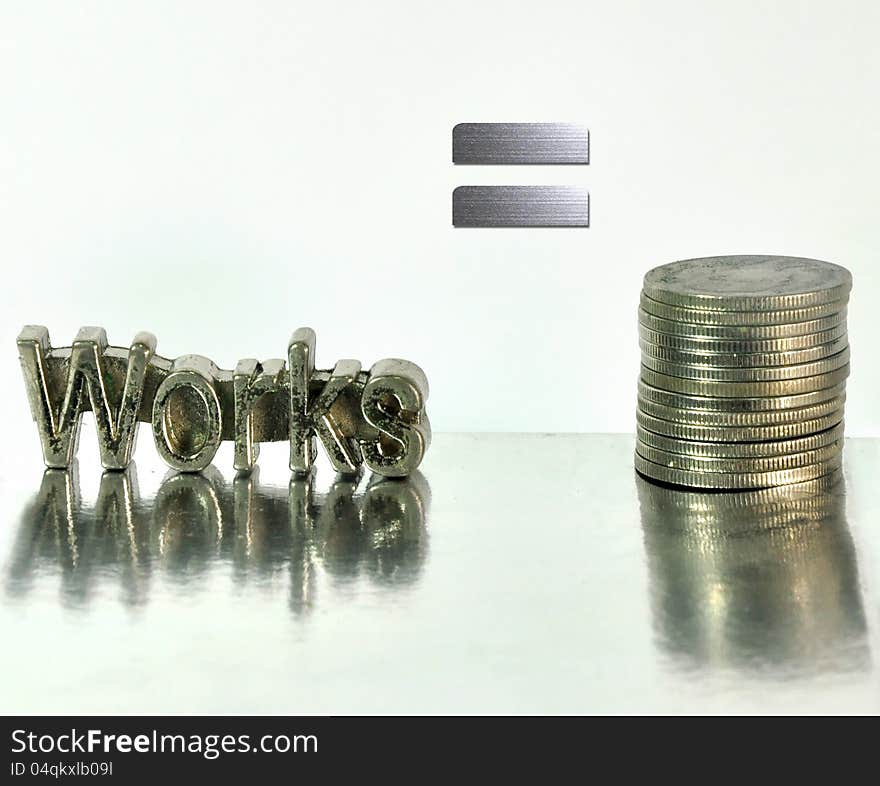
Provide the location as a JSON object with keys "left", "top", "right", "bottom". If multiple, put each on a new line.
{"left": 452, "top": 186, "right": 589, "bottom": 227}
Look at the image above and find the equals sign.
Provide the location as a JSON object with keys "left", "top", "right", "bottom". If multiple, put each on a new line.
{"left": 452, "top": 123, "right": 589, "bottom": 227}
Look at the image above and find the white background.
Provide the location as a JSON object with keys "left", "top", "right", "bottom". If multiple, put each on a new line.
{"left": 2, "top": 0, "right": 878, "bottom": 435}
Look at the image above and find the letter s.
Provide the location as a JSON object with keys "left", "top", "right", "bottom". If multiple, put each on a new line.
{"left": 11, "top": 730, "right": 26, "bottom": 753}
{"left": 360, "top": 360, "right": 430, "bottom": 477}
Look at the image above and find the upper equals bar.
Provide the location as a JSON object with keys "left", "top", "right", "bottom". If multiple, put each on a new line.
{"left": 453, "top": 123, "right": 589, "bottom": 164}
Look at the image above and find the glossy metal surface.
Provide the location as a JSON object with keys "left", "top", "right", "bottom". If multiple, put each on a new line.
{"left": 1, "top": 434, "right": 878, "bottom": 714}
{"left": 452, "top": 186, "right": 589, "bottom": 227}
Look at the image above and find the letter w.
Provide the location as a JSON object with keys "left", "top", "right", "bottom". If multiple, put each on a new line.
{"left": 18, "top": 326, "right": 156, "bottom": 469}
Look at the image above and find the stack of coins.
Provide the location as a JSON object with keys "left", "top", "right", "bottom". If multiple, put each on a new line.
{"left": 635, "top": 255, "right": 851, "bottom": 489}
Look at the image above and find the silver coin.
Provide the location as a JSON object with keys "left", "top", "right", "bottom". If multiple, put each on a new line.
{"left": 638, "top": 366, "right": 850, "bottom": 397}
{"left": 639, "top": 293, "right": 848, "bottom": 326}
{"left": 641, "top": 364, "right": 849, "bottom": 398}
{"left": 636, "top": 408, "right": 844, "bottom": 442}
{"left": 635, "top": 469, "right": 844, "bottom": 535}
{"left": 638, "top": 323, "right": 847, "bottom": 353}
{"left": 637, "top": 379, "right": 846, "bottom": 411}
{"left": 636, "top": 422, "right": 845, "bottom": 458}
{"left": 637, "top": 395, "right": 845, "bottom": 427}
{"left": 637, "top": 308, "right": 847, "bottom": 339}
{"left": 642, "top": 348, "right": 849, "bottom": 384}
{"left": 642, "top": 256, "right": 852, "bottom": 311}
{"left": 637, "top": 467, "right": 843, "bottom": 509}
{"left": 640, "top": 334, "right": 848, "bottom": 368}
{"left": 634, "top": 451, "right": 842, "bottom": 489}
{"left": 636, "top": 439, "right": 842, "bottom": 473}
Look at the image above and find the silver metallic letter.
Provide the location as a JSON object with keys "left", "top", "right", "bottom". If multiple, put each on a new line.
{"left": 288, "top": 327, "right": 363, "bottom": 475}
{"left": 17, "top": 326, "right": 156, "bottom": 469}
{"left": 152, "top": 355, "right": 223, "bottom": 473}
{"left": 233, "top": 358, "right": 285, "bottom": 472}
{"left": 360, "top": 360, "right": 430, "bottom": 477}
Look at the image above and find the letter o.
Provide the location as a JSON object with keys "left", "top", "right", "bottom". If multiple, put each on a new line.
{"left": 152, "top": 355, "right": 223, "bottom": 472}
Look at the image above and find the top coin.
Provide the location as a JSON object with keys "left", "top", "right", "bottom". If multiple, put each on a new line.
{"left": 642, "top": 256, "right": 852, "bottom": 311}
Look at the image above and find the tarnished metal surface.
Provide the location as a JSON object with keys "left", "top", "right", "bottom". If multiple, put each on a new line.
{"left": 452, "top": 123, "right": 589, "bottom": 164}
{"left": 17, "top": 326, "right": 430, "bottom": 477}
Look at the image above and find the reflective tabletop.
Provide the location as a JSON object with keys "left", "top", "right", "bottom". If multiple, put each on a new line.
{"left": 1, "top": 433, "right": 878, "bottom": 714}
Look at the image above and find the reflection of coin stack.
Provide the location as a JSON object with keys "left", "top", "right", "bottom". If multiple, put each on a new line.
{"left": 635, "top": 256, "right": 851, "bottom": 489}
{"left": 636, "top": 473, "right": 868, "bottom": 674}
